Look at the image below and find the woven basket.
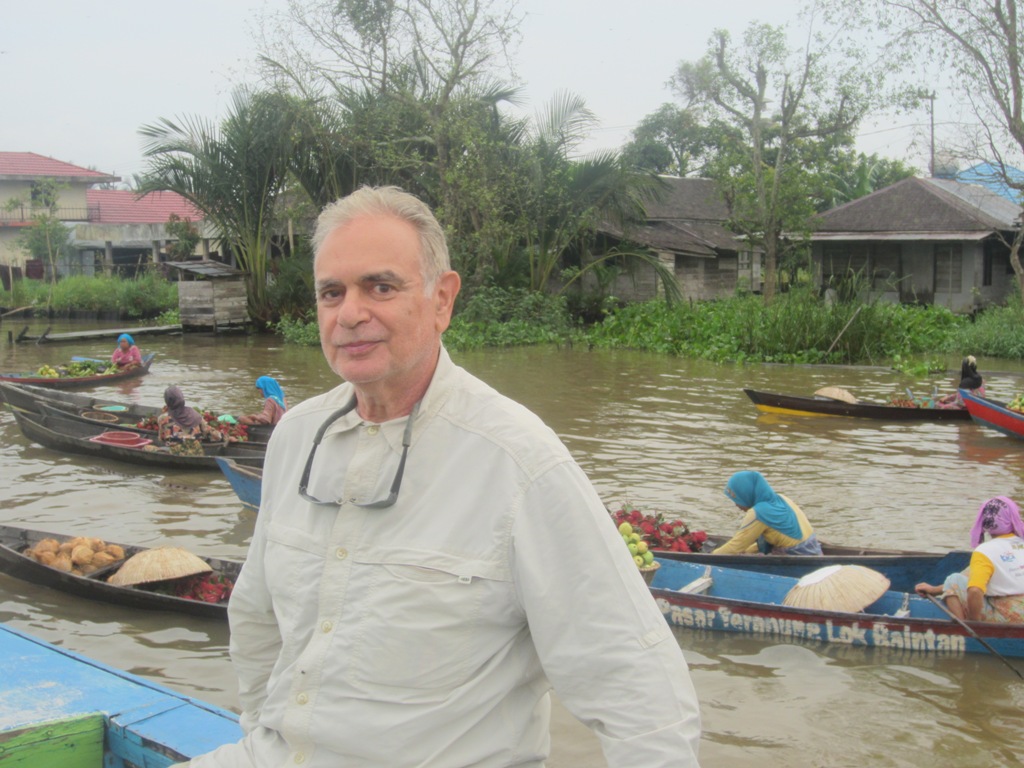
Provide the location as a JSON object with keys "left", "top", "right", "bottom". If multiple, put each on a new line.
{"left": 639, "top": 561, "right": 661, "bottom": 586}
{"left": 82, "top": 410, "right": 119, "bottom": 423}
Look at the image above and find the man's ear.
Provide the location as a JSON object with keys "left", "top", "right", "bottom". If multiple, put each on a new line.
{"left": 434, "top": 270, "right": 461, "bottom": 332}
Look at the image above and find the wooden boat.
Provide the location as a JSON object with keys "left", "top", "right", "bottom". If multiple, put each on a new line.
{"left": 743, "top": 388, "right": 971, "bottom": 421}
{"left": 0, "top": 380, "right": 274, "bottom": 443}
{"left": 0, "top": 352, "right": 156, "bottom": 390}
{"left": 0, "top": 624, "right": 241, "bottom": 763}
{"left": 0, "top": 524, "right": 241, "bottom": 619}
{"left": 6, "top": 405, "right": 266, "bottom": 471}
{"left": 216, "top": 456, "right": 262, "bottom": 511}
{"left": 658, "top": 535, "right": 971, "bottom": 593}
{"left": 960, "top": 389, "right": 1024, "bottom": 440}
{"left": 650, "top": 558, "right": 1024, "bottom": 659}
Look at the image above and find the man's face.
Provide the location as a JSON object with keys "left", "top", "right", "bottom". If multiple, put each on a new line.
{"left": 314, "top": 213, "right": 458, "bottom": 397}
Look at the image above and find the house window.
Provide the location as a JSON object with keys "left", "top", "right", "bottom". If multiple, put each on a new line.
{"left": 822, "top": 243, "right": 900, "bottom": 289}
{"left": 871, "top": 243, "right": 901, "bottom": 290}
{"left": 934, "top": 243, "right": 963, "bottom": 294}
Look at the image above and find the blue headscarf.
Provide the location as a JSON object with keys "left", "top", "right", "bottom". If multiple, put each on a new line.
{"left": 117, "top": 333, "right": 135, "bottom": 346}
{"left": 724, "top": 471, "right": 803, "bottom": 541}
{"left": 255, "top": 376, "right": 287, "bottom": 410}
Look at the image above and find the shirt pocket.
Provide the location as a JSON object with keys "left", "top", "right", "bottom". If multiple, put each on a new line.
{"left": 264, "top": 522, "right": 327, "bottom": 635}
{"left": 346, "top": 549, "right": 509, "bottom": 703}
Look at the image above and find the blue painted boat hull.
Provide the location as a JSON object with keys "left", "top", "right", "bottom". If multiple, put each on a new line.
{"left": 650, "top": 558, "right": 1024, "bottom": 659}
{"left": 215, "top": 456, "right": 262, "bottom": 511}
{"left": 0, "top": 624, "right": 241, "bottom": 765}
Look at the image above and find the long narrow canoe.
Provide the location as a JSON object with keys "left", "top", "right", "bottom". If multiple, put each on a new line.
{"left": 658, "top": 536, "right": 970, "bottom": 593}
{"left": 743, "top": 388, "right": 971, "bottom": 421}
{"left": 651, "top": 558, "right": 1024, "bottom": 660}
{"left": 0, "top": 352, "right": 155, "bottom": 390}
{"left": 0, "top": 624, "right": 241, "bottom": 764}
{"left": 0, "top": 524, "right": 241, "bottom": 619}
{"left": 6, "top": 405, "right": 266, "bottom": 471}
{"left": 0, "top": 380, "right": 273, "bottom": 443}
{"left": 960, "top": 389, "right": 1024, "bottom": 440}
{"left": 215, "top": 456, "right": 263, "bottom": 511}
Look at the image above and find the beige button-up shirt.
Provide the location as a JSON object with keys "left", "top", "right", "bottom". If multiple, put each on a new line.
{"left": 189, "top": 349, "right": 700, "bottom": 767}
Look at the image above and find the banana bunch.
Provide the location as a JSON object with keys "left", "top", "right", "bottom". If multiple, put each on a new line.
{"left": 35, "top": 365, "right": 60, "bottom": 378}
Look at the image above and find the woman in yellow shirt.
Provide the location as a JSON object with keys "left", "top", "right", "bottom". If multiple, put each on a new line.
{"left": 916, "top": 496, "right": 1024, "bottom": 622}
{"left": 713, "top": 470, "right": 822, "bottom": 556}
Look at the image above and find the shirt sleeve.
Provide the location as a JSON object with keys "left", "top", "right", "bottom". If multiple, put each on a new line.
{"left": 246, "top": 399, "right": 276, "bottom": 425}
{"left": 712, "top": 509, "right": 767, "bottom": 554}
{"left": 967, "top": 550, "right": 995, "bottom": 592}
{"left": 511, "top": 462, "right": 701, "bottom": 767}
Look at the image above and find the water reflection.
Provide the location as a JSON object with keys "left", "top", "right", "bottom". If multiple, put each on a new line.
{"left": 3, "top": 322, "right": 1024, "bottom": 766}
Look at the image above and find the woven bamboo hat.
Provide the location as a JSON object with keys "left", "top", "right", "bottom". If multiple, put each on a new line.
{"left": 107, "top": 547, "right": 212, "bottom": 586}
{"left": 782, "top": 565, "right": 890, "bottom": 613}
{"left": 814, "top": 386, "right": 859, "bottom": 404}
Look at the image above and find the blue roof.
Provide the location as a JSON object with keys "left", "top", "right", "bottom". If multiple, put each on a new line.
{"left": 954, "top": 163, "right": 1024, "bottom": 203}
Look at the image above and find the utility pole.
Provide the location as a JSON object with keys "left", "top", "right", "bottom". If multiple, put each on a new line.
{"left": 927, "top": 91, "right": 936, "bottom": 177}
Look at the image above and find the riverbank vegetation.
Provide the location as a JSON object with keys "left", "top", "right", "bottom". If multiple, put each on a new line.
{"left": 1, "top": 273, "right": 178, "bottom": 320}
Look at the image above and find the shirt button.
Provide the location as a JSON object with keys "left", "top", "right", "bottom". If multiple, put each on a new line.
{"left": 321, "top": 620, "right": 333, "bottom": 633}
{"left": 296, "top": 692, "right": 309, "bottom": 705}
{"left": 366, "top": 425, "right": 379, "bottom": 435}
{"left": 294, "top": 753, "right": 306, "bottom": 764}
{"left": 336, "top": 548, "right": 348, "bottom": 559}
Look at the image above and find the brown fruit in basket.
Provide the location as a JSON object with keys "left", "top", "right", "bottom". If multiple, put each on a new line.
{"left": 78, "top": 563, "right": 99, "bottom": 575}
{"left": 58, "top": 540, "right": 76, "bottom": 554}
{"left": 71, "top": 544, "right": 94, "bottom": 565}
{"left": 35, "top": 539, "right": 60, "bottom": 554}
{"left": 52, "top": 553, "right": 73, "bottom": 572}
{"left": 91, "top": 551, "right": 117, "bottom": 568}
{"left": 36, "top": 551, "right": 56, "bottom": 566}
{"left": 86, "top": 538, "right": 106, "bottom": 552}
{"left": 104, "top": 544, "right": 125, "bottom": 559}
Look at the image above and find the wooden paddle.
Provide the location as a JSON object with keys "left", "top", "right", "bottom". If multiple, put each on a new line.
{"left": 924, "top": 593, "right": 1024, "bottom": 679}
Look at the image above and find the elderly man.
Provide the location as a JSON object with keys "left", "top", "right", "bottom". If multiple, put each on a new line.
{"left": 185, "top": 186, "right": 701, "bottom": 767}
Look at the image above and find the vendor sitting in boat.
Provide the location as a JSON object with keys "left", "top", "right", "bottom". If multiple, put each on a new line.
{"left": 111, "top": 333, "right": 142, "bottom": 369}
{"left": 915, "top": 496, "right": 1024, "bottom": 623}
{"left": 713, "top": 470, "right": 822, "bottom": 556}
{"left": 936, "top": 355, "right": 984, "bottom": 409}
{"left": 157, "top": 386, "right": 227, "bottom": 455}
{"left": 237, "top": 375, "right": 287, "bottom": 426}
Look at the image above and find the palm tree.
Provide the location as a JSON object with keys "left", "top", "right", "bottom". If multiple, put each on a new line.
{"left": 138, "top": 88, "right": 297, "bottom": 322}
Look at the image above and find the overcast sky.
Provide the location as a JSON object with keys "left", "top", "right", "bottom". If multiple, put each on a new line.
{"left": 1, "top": 0, "right": 953, "bottom": 184}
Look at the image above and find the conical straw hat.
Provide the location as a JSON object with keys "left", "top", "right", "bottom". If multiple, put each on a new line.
{"left": 814, "top": 386, "right": 859, "bottom": 404}
{"left": 107, "top": 547, "right": 212, "bottom": 586}
{"left": 782, "top": 565, "right": 890, "bottom": 613}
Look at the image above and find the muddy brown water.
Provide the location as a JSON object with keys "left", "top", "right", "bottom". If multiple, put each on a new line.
{"left": 2, "top": 322, "right": 1023, "bottom": 767}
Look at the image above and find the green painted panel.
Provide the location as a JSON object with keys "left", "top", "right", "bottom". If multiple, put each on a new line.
{"left": 0, "top": 714, "right": 104, "bottom": 767}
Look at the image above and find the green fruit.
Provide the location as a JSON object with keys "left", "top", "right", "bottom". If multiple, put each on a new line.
{"left": 628, "top": 542, "right": 639, "bottom": 556}
{"left": 634, "top": 555, "right": 645, "bottom": 567}
{"left": 618, "top": 522, "right": 633, "bottom": 536}
{"left": 642, "top": 551, "right": 655, "bottom": 565}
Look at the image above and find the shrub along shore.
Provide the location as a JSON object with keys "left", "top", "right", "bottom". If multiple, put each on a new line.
{"left": 5, "top": 276, "right": 1024, "bottom": 367}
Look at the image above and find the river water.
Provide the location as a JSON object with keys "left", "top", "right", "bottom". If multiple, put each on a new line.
{"left": 2, "top": 321, "right": 1023, "bottom": 767}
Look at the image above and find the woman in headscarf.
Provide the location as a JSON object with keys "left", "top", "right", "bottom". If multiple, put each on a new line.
{"left": 238, "top": 376, "right": 287, "bottom": 426}
{"left": 111, "top": 333, "right": 142, "bottom": 369}
{"left": 156, "top": 386, "right": 224, "bottom": 454}
{"left": 713, "top": 470, "right": 822, "bottom": 556}
{"left": 936, "top": 355, "right": 984, "bottom": 409}
{"left": 915, "top": 496, "right": 1024, "bottom": 623}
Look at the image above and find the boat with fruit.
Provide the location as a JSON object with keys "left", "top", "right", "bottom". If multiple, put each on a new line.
{"left": 650, "top": 557, "right": 1024, "bottom": 659}
{"left": 0, "top": 524, "right": 241, "bottom": 619}
{"left": 5, "top": 405, "right": 266, "bottom": 471}
{"left": 609, "top": 505, "right": 970, "bottom": 592}
{"left": 960, "top": 389, "right": 1024, "bottom": 440}
{"left": 743, "top": 388, "right": 971, "bottom": 421}
{"left": 0, "top": 624, "right": 241, "bottom": 764}
{"left": 0, "top": 353, "right": 155, "bottom": 390}
{"left": 0, "top": 381, "right": 273, "bottom": 443}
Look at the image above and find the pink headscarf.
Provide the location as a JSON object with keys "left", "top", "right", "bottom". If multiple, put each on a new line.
{"left": 970, "top": 496, "right": 1024, "bottom": 548}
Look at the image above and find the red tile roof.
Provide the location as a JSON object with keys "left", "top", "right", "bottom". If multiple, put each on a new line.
{"left": 86, "top": 190, "right": 206, "bottom": 225}
{"left": 0, "top": 152, "right": 119, "bottom": 182}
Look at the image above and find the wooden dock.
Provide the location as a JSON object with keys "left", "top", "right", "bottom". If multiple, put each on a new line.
{"left": 9, "top": 324, "right": 183, "bottom": 345}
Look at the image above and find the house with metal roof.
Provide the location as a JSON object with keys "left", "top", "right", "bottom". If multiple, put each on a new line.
{"left": 598, "top": 176, "right": 759, "bottom": 301}
{"left": 0, "top": 152, "right": 214, "bottom": 279}
{"left": 810, "top": 176, "right": 1022, "bottom": 312}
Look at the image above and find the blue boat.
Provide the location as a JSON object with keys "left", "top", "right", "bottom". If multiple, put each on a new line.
{"left": 215, "top": 456, "right": 262, "bottom": 511}
{"left": 650, "top": 558, "right": 1024, "bottom": 659}
{"left": 0, "top": 623, "right": 241, "bottom": 765}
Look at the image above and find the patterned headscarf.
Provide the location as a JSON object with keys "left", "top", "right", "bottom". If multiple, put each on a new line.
{"left": 163, "top": 386, "right": 204, "bottom": 429}
{"left": 255, "top": 376, "right": 287, "bottom": 410}
{"left": 969, "top": 496, "right": 1024, "bottom": 548}
{"left": 117, "top": 333, "right": 135, "bottom": 347}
